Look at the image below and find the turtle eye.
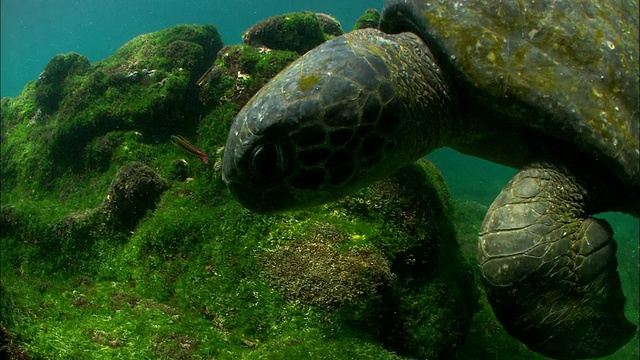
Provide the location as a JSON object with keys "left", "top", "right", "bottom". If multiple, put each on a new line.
{"left": 249, "top": 143, "right": 287, "bottom": 180}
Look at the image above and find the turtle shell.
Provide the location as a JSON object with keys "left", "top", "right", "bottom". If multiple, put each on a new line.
{"left": 381, "top": 0, "right": 639, "bottom": 193}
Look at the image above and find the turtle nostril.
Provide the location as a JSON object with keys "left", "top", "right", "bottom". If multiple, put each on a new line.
{"left": 250, "top": 143, "right": 287, "bottom": 180}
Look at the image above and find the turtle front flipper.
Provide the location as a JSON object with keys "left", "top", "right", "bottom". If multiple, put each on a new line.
{"left": 478, "top": 164, "right": 636, "bottom": 359}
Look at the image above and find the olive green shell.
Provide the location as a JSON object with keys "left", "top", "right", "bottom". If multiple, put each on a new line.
{"left": 381, "top": 0, "right": 639, "bottom": 191}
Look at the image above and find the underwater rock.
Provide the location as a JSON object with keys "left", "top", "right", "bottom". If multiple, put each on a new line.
{"left": 104, "top": 24, "right": 223, "bottom": 82}
{"left": 50, "top": 162, "right": 169, "bottom": 235}
{"left": 169, "top": 159, "right": 191, "bottom": 182}
{"left": 47, "top": 162, "right": 168, "bottom": 269}
{"left": 1, "top": 24, "right": 223, "bottom": 186}
{"left": 257, "top": 159, "right": 476, "bottom": 358}
{"left": 452, "top": 200, "right": 489, "bottom": 268}
{"left": 99, "top": 162, "right": 169, "bottom": 228}
{"left": 199, "top": 45, "right": 298, "bottom": 109}
{"left": 242, "top": 11, "right": 344, "bottom": 55}
{"left": 35, "top": 52, "right": 90, "bottom": 114}
{"left": 316, "top": 13, "right": 345, "bottom": 37}
{"left": 353, "top": 9, "right": 381, "bottom": 30}
{"left": 335, "top": 159, "right": 476, "bottom": 358}
{"left": 197, "top": 44, "right": 299, "bottom": 148}
{"left": 261, "top": 223, "right": 393, "bottom": 310}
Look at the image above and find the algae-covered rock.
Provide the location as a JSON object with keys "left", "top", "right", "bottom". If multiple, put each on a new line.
{"left": 261, "top": 223, "right": 393, "bottom": 310}
{"left": 169, "top": 158, "right": 190, "bottom": 182}
{"left": 316, "top": 13, "right": 345, "bottom": 38}
{"left": 1, "top": 24, "right": 222, "bottom": 190}
{"left": 221, "top": 159, "right": 475, "bottom": 358}
{"left": 197, "top": 44, "right": 299, "bottom": 149}
{"left": 42, "top": 162, "right": 168, "bottom": 271}
{"left": 47, "top": 24, "right": 222, "bottom": 166}
{"left": 242, "top": 11, "right": 344, "bottom": 54}
{"left": 99, "top": 24, "right": 223, "bottom": 82}
{"left": 99, "top": 162, "right": 169, "bottom": 228}
{"left": 35, "top": 52, "right": 90, "bottom": 114}
{"left": 199, "top": 45, "right": 299, "bottom": 109}
{"left": 353, "top": 9, "right": 381, "bottom": 30}
{"left": 331, "top": 159, "right": 477, "bottom": 358}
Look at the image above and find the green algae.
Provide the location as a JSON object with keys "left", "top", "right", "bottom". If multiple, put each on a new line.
{"left": 354, "top": 9, "right": 381, "bottom": 30}
{"left": 98, "top": 24, "right": 222, "bottom": 81}
{"left": 242, "top": 11, "right": 344, "bottom": 55}
{"left": 298, "top": 74, "right": 320, "bottom": 92}
{"left": 200, "top": 44, "right": 298, "bottom": 109}
{"left": 0, "top": 24, "right": 222, "bottom": 196}
{"left": 35, "top": 52, "right": 91, "bottom": 114}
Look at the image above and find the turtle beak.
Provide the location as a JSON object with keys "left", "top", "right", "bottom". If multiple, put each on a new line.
{"left": 223, "top": 177, "right": 289, "bottom": 214}
{"left": 222, "top": 143, "right": 289, "bottom": 214}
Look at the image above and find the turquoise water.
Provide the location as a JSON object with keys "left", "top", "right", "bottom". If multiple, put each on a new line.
{"left": 2, "top": 0, "right": 638, "bottom": 358}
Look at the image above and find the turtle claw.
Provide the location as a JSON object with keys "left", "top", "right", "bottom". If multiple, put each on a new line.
{"left": 479, "top": 165, "right": 636, "bottom": 359}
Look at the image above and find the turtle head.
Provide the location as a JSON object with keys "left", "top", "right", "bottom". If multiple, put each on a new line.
{"left": 223, "top": 29, "right": 452, "bottom": 213}
{"left": 222, "top": 31, "right": 403, "bottom": 213}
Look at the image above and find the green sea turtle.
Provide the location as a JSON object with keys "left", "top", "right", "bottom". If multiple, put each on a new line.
{"left": 222, "top": 0, "right": 639, "bottom": 358}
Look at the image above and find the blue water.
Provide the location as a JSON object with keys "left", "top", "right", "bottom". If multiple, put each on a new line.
{"left": 2, "top": 1, "right": 638, "bottom": 358}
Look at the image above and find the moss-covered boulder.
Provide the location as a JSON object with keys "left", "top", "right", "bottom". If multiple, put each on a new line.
{"left": 99, "top": 162, "right": 169, "bottom": 228}
{"left": 353, "top": 9, "right": 381, "bottom": 30}
{"left": 1, "top": 24, "right": 222, "bottom": 191}
{"left": 242, "top": 11, "right": 344, "bottom": 54}
{"left": 98, "top": 24, "right": 223, "bottom": 82}
{"left": 0, "top": 162, "right": 167, "bottom": 274}
{"left": 35, "top": 52, "right": 91, "bottom": 114}
{"left": 260, "top": 222, "right": 393, "bottom": 311}
{"left": 197, "top": 45, "right": 299, "bottom": 150}
{"left": 330, "top": 160, "right": 476, "bottom": 358}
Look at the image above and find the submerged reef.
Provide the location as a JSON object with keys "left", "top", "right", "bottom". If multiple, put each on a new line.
{"left": 1, "top": 24, "right": 222, "bottom": 190}
{"left": 35, "top": 52, "right": 91, "bottom": 115}
{"left": 353, "top": 8, "right": 381, "bottom": 30}
{"left": 1, "top": 10, "right": 637, "bottom": 360}
{"left": 242, "top": 11, "right": 344, "bottom": 55}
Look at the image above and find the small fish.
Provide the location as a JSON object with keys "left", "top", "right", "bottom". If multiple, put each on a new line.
{"left": 171, "top": 135, "right": 209, "bottom": 164}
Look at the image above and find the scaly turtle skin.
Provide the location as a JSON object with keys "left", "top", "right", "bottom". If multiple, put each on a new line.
{"left": 223, "top": 0, "right": 639, "bottom": 358}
